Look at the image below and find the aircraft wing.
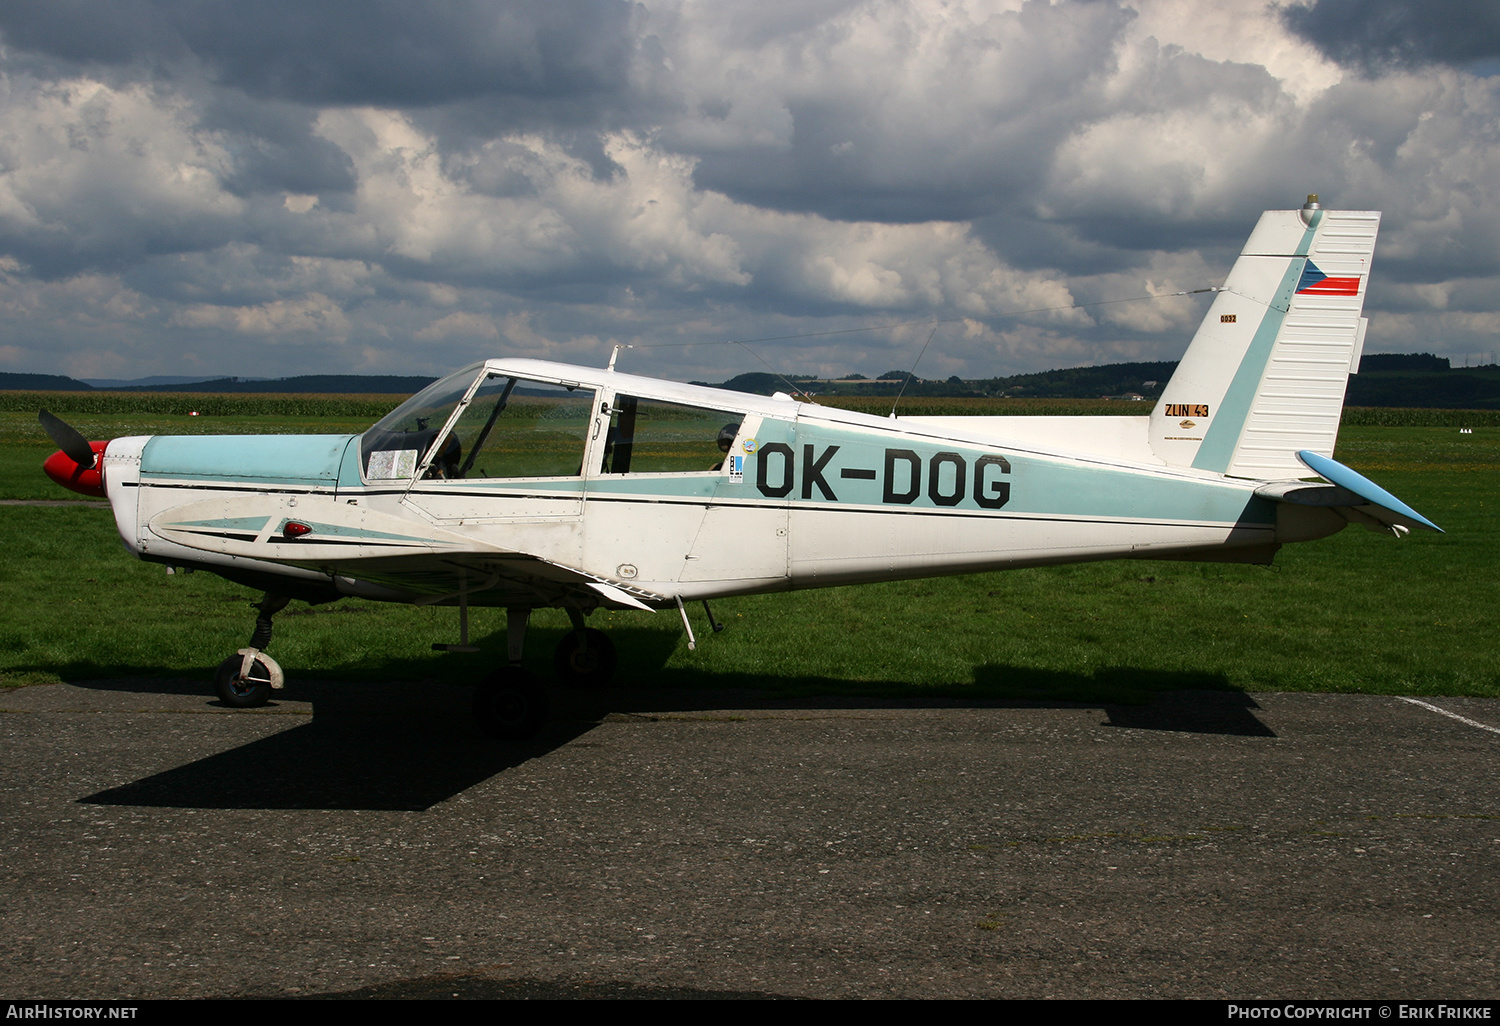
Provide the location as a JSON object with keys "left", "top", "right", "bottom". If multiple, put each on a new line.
{"left": 1253, "top": 450, "right": 1442, "bottom": 536}
{"left": 146, "top": 495, "right": 666, "bottom": 610}
{"left": 327, "top": 551, "right": 663, "bottom": 611}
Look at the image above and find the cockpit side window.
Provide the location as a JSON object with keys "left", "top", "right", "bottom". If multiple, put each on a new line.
{"left": 450, "top": 379, "right": 593, "bottom": 480}
{"left": 600, "top": 396, "right": 742, "bottom": 474}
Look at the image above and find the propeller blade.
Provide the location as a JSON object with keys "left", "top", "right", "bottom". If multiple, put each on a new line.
{"left": 38, "top": 409, "right": 97, "bottom": 470}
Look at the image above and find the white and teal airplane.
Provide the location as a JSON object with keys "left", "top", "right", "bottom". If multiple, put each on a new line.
{"left": 41, "top": 198, "right": 1439, "bottom": 737}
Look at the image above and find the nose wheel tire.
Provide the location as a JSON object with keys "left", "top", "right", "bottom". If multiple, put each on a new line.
{"left": 214, "top": 654, "right": 274, "bottom": 708}
{"left": 553, "top": 628, "right": 618, "bottom": 688}
{"left": 474, "top": 668, "right": 549, "bottom": 739}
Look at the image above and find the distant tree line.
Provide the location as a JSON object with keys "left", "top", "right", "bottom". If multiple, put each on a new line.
{"left": 5, "top": 353, "right": 1499, "bottom": 408}
{"left": 1357, "top": 353, "right": 1450, "bottom": 373}
{"left": 0, "top": 372, "right": 438, "bottom": 394}
{"left": 696, "top": 361, "right": 1180, "bottom": 399}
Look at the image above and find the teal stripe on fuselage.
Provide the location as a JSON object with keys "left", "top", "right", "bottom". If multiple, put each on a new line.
{"left": 329, "top": 416, "right": 1267, "bottom": 527}
{"left": 407, "top": 478, "right": 590, "bottom": 495}
{"left": 275, "top": 520, "right": 443, "bottom": 544}
{"left": 718, "top": 423, "right": 1270, "bottom": 527}
{"left": 165, "top": 516, "right": 272, "bottom": 532}
{"left": 142, "top": 435, "right": 355, "bottom": 485}
{"left": 581, "top": 476, "right": 721, "bottom": 499}
{"left": 338, "top": 441, "right": 368, "bottom": 489}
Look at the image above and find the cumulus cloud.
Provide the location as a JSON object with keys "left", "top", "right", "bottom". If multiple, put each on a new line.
{"left": 169, "top": 292, "right": 351, "bottom": 339}
{"left": 0, "top": 0, "right": 1494, "bottom": 381}
{"left": 1283, "top": 0, "right": 1500, "bottom": 73}
{"left": 415, "top": 311, "right": 501, "bottom": 341}
{"left": 0, "top": 0, "right": 639, "bottom": 108}
{"left": 0, "top": 76, "right": 243, "bottom": 277}
{"left": 658, "top": 0, "right": 1135, "bottom": 224}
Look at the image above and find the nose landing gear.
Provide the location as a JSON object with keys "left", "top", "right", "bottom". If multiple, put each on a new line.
{"left": 214, "top": 594, "right": 289, "bottom": 708}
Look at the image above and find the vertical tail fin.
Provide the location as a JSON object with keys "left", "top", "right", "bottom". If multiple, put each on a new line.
{"left": 1150, "top": 199, "right": 1380, "bottom": 478}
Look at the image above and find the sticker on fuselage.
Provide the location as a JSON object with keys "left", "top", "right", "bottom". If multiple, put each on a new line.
{"left": 1163, "top": 404, "right": 1210, "bottom": 419}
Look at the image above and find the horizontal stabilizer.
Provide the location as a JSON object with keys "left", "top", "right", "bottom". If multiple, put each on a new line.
{"left": 1253, "top": 450, "right": 1441, "bottom": 535}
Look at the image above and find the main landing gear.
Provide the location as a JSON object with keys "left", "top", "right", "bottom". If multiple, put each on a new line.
{"left": 214, "top": 593, "right": 288, "bottom": 708}
{"left": 209, "top": 596, "right": 622, "bottom": 740}
{"left": 553, "top": 608, "right": 618, "bottom": 689}
{"left": 472, "top": 608, "right": 618, "bottom": 739}
{"left": 471, "top": 608, "right": 549, "bottom": 740}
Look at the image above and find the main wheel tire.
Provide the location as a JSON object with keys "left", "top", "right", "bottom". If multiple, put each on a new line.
{"left": 214, "top": 654, "right": 273, "bottom": 708}
{"left": 553, "top": 628, "right": 618, "bottom": 688}
{"left": 473, "top": 668, "right": 549, "bottom": 740}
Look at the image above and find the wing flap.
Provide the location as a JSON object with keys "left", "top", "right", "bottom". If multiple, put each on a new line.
{"left": 335, "top": 552, "right": 668, "bottom": 609}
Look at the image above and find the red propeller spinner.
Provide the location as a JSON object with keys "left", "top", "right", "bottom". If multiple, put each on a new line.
{"left": 39, "top": 410, "right": 109, "bottom": 498}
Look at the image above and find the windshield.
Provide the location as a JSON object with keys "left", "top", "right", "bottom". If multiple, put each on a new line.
{"left": 361, "top": 365, "right": 484, "bottom": 479}
{"left": 361, "top": 367, "right": 596, "bottom": 481}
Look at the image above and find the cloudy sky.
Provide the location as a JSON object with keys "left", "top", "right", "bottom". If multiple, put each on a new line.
{"left": 0, "top": 0, "right": 1495, "bottom": 384}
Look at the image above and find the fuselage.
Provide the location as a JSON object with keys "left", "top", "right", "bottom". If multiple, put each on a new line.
{"left": 94, "top": 359, "right": 1312, "bottom": 611}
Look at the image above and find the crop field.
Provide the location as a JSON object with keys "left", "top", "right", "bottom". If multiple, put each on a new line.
{"left": 1, "top": 402, "right": 1496, "bottom": 703}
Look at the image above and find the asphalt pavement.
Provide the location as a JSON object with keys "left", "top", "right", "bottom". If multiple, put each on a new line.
{"left": 2, "top": 678, "right": 1497, "bottom": 999}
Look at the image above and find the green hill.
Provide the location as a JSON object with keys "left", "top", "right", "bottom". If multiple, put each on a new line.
{"left": 7, "top": 355, "right": 1500, "bottom": 408}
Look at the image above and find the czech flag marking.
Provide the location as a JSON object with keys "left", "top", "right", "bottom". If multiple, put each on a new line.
{"left": 1296, "top": 261, "right": 1362, "bottom": 296}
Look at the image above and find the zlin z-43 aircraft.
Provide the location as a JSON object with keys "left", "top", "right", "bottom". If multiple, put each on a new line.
{"left": 41, "top": 198, "right": 1439, "bottom": 738}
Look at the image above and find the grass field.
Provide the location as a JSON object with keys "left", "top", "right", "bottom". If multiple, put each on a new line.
{"left": 2, "top": 405, "right": 1495, "bottom": 703}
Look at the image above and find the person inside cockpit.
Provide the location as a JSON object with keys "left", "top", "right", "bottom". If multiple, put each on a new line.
{"left": 712, "top": 422, "right": 740, "bottom": 470}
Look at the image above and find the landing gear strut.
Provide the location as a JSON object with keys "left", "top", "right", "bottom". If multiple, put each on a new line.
{"left": 553, "top": 608, "right": 617, "bottom": 688}
{"left": 214, "top": 593, "right": 288, "bottom": 707}
{"left": 472, "top": 607, "right": 549, "bottom": 739}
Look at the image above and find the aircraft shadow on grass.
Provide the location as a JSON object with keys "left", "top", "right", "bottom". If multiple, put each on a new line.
{"left": 61, "top": 624, "right": 1273, "bottom": 813}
